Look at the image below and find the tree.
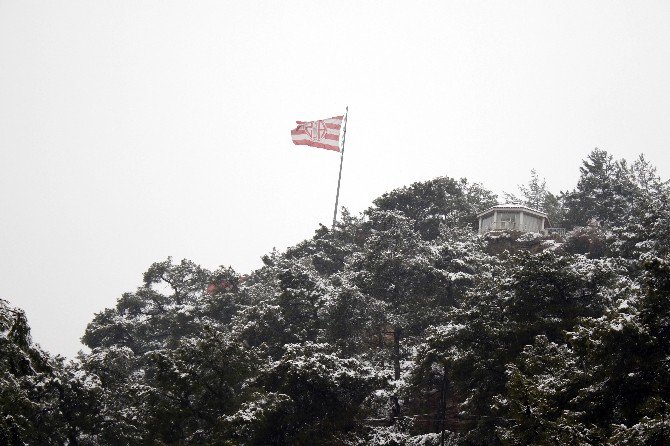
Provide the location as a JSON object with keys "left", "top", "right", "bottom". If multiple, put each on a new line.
{"left": 506, "top": 169, "right": 565, "bottom": 227}
{"left": 563, "top": 148, "right": 637, "bottom": 229}
{"left": 608, "top": 155, "right": 670, "bottom": 260}
{"left": 5, "top": 151, "right": 668, "bottom": 444}
{"left": 372, "top": 176, "right": 497, "bottom": 239}
{"left": 519, "top": 169, "right": 548, "bottom": 210}
{"left": 258, "top": 342, "right": 380, "bottom": 445}
{"left": 0, "top": 299, "right": 96, "bottom": 445}
{"left": 142, "top": 331, "right": 260, "bottom": 444}
{"left": 498, "top": 253, "right": 670, "bottom": 445}
{"left": 83, "top": 257, "right": 242, "bottom": 354}
{"left": 415, "top": 252, "right": 621, "bottom": 444}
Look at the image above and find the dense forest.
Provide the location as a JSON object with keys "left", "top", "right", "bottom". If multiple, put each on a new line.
{"left": 2, "top": 149, "right": 670, "bottom": 445}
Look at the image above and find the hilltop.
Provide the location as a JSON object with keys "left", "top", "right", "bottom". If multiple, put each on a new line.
{"left": 2, "top": 149, "right": 670, "bottom": 445}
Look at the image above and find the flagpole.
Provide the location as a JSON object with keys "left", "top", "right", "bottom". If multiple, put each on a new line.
{"left": 332, "top": 106, "right": 348, "bottom": 230}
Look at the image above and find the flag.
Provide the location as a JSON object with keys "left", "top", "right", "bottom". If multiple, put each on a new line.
{"left": 291, "top": 115, "right": 344, "bottom": 152}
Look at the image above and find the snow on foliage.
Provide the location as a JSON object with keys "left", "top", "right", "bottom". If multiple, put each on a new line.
{"left": 3, "top": 151, "right": 670, "bottom": 445}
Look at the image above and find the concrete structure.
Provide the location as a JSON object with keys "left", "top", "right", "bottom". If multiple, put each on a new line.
{"left": 477, "top": 204, "right": 551, "bottom": 235}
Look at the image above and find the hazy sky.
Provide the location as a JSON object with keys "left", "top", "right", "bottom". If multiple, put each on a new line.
{"left": 1, "top": 1, "right": 669, "bottom": 357}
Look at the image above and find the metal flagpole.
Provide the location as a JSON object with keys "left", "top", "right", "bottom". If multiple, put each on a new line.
{"left": 332, "top": 106, "right": 349, "bottom": 230}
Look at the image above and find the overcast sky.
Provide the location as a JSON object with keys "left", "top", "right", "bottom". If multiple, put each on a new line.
{"left": 1, "top": 1, "right": 669, "bottom": 358}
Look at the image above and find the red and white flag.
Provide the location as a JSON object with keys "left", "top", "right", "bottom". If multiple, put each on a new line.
{"left": 291, "top": 115, "right": 344, "bottom": 152}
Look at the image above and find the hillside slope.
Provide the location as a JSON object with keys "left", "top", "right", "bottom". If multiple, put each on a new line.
{"left": 2, "top": 149, "right": 670, "bottom": 445}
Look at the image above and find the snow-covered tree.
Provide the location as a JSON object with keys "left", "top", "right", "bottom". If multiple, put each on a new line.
{"left": 5, "top": 153, "right": 670, "bottom": 445}
{"left": 0, "top": 299, "right": 97, "bottom": 445}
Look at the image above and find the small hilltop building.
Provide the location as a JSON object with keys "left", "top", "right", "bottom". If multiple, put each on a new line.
{"left": 477, "top": 204, "right": 551, "bottom": 235}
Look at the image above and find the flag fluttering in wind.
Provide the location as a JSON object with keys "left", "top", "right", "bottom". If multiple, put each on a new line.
{"left": 289, "top": 108, "right": 349, "bottom": 229}
{"left": 290, "top": 115, "right": 345, "bottom": 152}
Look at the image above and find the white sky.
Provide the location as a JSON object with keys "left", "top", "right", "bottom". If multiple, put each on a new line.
{"left": 1, "top": 1, "right": 669, "bottom": 357}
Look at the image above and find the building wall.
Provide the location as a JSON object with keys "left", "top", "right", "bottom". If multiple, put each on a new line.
{"left": 480, "top": 214, "right": 494, "bottom": 233}
{"left": 520, "top": 213, "right": 542, "bottom": 233}
{"left": 497, "top": 212, "right": 517, "bottom": 230}
{"left": 479, "top": 211, "right": 546, "bottom": 234}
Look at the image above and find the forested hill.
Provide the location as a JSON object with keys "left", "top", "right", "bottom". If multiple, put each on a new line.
{"left": 2, "top": 149, "right": 670, "bottom": 445}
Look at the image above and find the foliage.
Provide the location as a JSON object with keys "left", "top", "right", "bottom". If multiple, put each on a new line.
{"left": 3, "top": 153, "right": 670, "bottom": 445}
{"left": 0, "top": 299, "right": 97, "bottom": 445}
{"left": 505, "top": 169, "right": 565, "bottom": 227}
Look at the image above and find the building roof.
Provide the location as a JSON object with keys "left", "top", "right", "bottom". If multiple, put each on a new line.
{"left": 476, "top": 203, "right": 549, "bottom": 219}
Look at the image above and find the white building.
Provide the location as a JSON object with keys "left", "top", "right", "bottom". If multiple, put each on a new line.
{"left": 477, "top": 204, "right": 551, "bottom": 234}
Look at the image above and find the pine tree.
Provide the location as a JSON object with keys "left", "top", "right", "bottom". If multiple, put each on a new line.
{"left": 372, "top": 176, "right": 497, "bottom": 239}
{"left": 563, "top": 148, "right": 639, "bottom": 229}
{"left": 518, "top": 169, "right": 547, "bottom": 211}
{"left": 4, "top": 151, "right": 665, "bottom": 444}
{"left": 0, "top": 299, "right": 96, "bottom": 445}
{"left": 507, "top": 169, "right": 566, "bottom": 227}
